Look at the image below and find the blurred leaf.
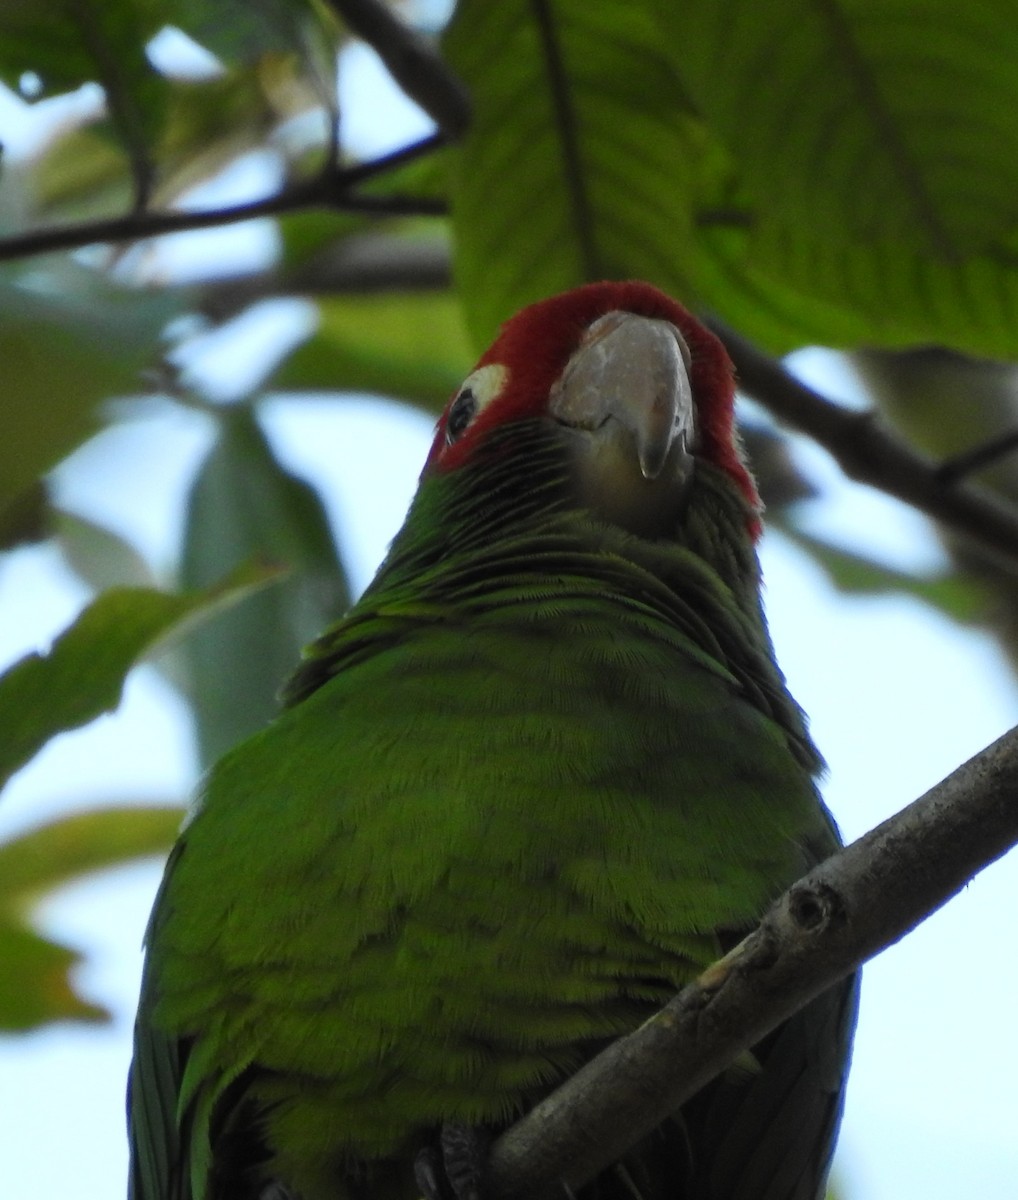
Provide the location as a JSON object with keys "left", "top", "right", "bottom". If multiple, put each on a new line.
{"left": 0, "top": 559, "right": 281, "bottom": 792}
{"left": 0, "top": 804, "right": 183, "bottom": 1031}
{"left": 271, "top": 291, "right": 472, "bottom": 407}
{"left": 54, "top": 509, "right": 157, "bottom": 591}
{"left": 0, "top": 0, "right": 170, "bottom": 198}
{"left": 0, "top": 482, "right": 50, "bottom": 551}
{"left": 740, "top": 424, "right": 817, "bottom": 510}
{"left": 173, "top": 0, "right": 338, "bottom": 67}
{"left": 178, "top": 405, "right": 350, "bottom": 765}
{"left": 31, "top": 67, "right": 282, "bottom": 221}
{"left": 852, "top": 348, "right": 1018, "bottom": 678}
{"left": 0, "top": 923, "right": 106, "bottom": 1029}
{"left": 0, "top": 804, "right": 181, "bottom": 903}
{"left": 0, "top": 264, "right": 179, "bottom": 511}
{"left": 26, "top": 123, "right": 129, "bottom": 224}
{"left": 785, "top": 526, "right": 989, "bottom": 623}
{"left": 0, "top": 0, "right": 162, "bottom": 97}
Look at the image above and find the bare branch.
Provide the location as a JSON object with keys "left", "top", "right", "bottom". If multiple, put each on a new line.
{"left": 937, "top": 426, "right": 1018, "bottom": 484}
{"left": 0, "top": 143, "right": 448, "bottom": 263}
{"left": 714, "top": 320, "right": 1018, "bottom": 574}
{"left": 328, "top": 0, "right": 471, "bottom": 138}
{"left": 483, "top": 722, "right": 1018, "bottom": 1199}
{"left": 196, "top": 235, "right": 451, "bottom": 321}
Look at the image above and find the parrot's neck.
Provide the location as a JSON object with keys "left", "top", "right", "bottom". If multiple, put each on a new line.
{"left": 284, "top": 424, "right": 819, "bottom": 775}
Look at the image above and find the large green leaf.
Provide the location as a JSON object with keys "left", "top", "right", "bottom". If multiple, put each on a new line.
{"left": 664, "top": 0, "right": 1018, "bottom": 357}
{"left": 445, "top": 0, "right": 1018, "bottom": 357}
{"left": 178, "top": 405, "right": 350, "bottom": 765}
{"left": 0, "top": 264, "right": 178, "bottom": 515}
{"left": 0, "top": 804, "right": 182, "bottom": 1030}
{"left": 0, "top": 560, "right": 278, "bottom": 792}
{"left": 445, "top": 1, "right": 712, "bottom": 349}
{"left": 271, "top": 291, "right": 472, "bottom": 408}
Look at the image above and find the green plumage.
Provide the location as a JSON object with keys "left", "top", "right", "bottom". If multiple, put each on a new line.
{"left": 130, "top": 289, "right": 855, "bottom": 1200}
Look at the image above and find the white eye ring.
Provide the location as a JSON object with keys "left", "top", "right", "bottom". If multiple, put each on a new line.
{"left": 444, "top": 363, "right": 508, "bottom": 444}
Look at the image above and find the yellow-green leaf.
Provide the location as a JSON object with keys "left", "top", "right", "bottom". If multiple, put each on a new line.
{"left": 0, "top": 805, "right": 182, "bottom": 904}
{"left": 272, "top": 291, "right": 472, "bottom": 408}
{"left": 0, "top": 804, "right": 183, "bottom": 1031}
{"left": 0, "top": 560, "right": 281, "bottom": 792}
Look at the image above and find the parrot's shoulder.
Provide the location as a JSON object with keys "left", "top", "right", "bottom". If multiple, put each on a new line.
{"left": 282, "top": 594, "right": 449, "bottom": 707}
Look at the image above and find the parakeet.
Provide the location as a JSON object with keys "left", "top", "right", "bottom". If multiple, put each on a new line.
{"left": 129, "top": 281, "right": 857, "bottom": 1200}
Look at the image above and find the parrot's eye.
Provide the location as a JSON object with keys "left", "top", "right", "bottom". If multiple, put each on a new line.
{"left": 441, "top": 363, "right": 508, "bottom": 450}
{"left": 446, "top": 387, "right": 477, "bottom": 444}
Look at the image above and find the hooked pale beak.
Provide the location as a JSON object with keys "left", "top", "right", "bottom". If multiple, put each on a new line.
{"left": 548, "top": 310, "right": 695, "bottom": 479}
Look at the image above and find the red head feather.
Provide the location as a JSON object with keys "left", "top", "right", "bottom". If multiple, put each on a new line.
{"left": 426, "top": 281, "right": 760, "bottom": 532}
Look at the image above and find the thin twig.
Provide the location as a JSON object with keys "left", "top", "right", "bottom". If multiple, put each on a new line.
{"left": 0, "top": 156, "right": 447, "bottom": 263}
{"left": 713, "top": 319, "right": 1018, "bottom": 574}
{"left": 483, "top": 722, "right": 1018, "bottom": 1199}
{"left": 936, "top": 427, "right": 1018, "bottom": 485}
{"left": 328, "top": 0, "right": 471, "bottom": 138}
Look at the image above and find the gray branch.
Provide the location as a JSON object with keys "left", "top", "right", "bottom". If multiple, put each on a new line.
{"left": 714, "top": 320, "right": 1018, "bottom": 575}
{"left": 482, "top": 722, "right": 1018, "bottom": 1199}
{"left": 327, "top": 0, "right": 471, "bottom": 138}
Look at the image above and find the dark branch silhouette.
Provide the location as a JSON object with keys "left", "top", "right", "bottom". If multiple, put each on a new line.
{"left": 0, "top": 138, "right": 448, "bottom": 264}
{"left": 327, "top": 0, "right": 471, "bottom": 138}
{"left": 713, "top": 320, "right": 1018, "bottom": 574}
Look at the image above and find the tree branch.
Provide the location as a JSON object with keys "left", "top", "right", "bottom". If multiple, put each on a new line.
{"left": 482, "top": 722, "right": 1018, "bottom": 1199}
{"left": 0, "top": 143, "right": 448, "bottom": 263}
{"left": 328, "top": 0, "right": 471, "bottom": 138}
{"left": 714, "top": 320, "right": 1018, "bottom": 574}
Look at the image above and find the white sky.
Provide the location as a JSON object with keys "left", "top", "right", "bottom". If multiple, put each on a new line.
{"left": 2, "top": 35, "right": 1018, "bottom": 1200}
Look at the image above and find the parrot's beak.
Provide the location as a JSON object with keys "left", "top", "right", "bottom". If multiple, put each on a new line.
{"left": 549, "top": 310, "right": 696, "bottom": 480}
{"left": 548, "top": 310, "right": 697, "bottom": 535}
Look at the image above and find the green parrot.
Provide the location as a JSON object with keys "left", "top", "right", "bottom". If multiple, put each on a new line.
{"left": 129, "top": 281, "right": 857, "bottom": 1200}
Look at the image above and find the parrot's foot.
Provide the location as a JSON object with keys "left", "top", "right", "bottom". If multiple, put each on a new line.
{"left": 415, "top": 1122, "right": 490, "bottom": 1200}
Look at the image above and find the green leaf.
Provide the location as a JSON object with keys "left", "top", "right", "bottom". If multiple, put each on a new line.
{"left": 0, "top": 560, "right": 280, "bottom": 792}
{"left": 178, "top": 406, "right": 350, "bottom": 765}
{"left": 0, "top": 804, "right": 183, "bottom": 1031}
{"left": 0, "top": 923, "right": 106, "bottom": 1029}
{"left": 31, "top": 68, "right": 281, "bottom": 222}
{"left": 444, "top": 1, "right": 711, "bottom": 349}
{"left": 0, "top": 804, "right": 182, "bottom": 904}
{"left": 445, "top": 0, "right": 1018, "bottom": 357}
{"left": 784, "top": 526, "right": 989, "bottom": 623}
{"left": 272, "top": 291, "right": 472, "bottom": 408}
{"left": 0, "top": 263, "right": 178, "bottom": 512}
{"left": 657, "top": 0, "right": 1018, "bottom": 356}
{"left": 54, "top": 509, "right": 157, "bottom": 592}
{"left": 173, "top": 0, "right": 338, "bottom": 66}
{"left": 0, "top": 0, "right": 169, "bottom": 197}
{"left": 0, "top": 482, "right": 50, "bottom": 551}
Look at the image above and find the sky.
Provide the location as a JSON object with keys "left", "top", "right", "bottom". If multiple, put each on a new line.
{"left": 2, "top": 32, "right": 1018, "bottom": 1200}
